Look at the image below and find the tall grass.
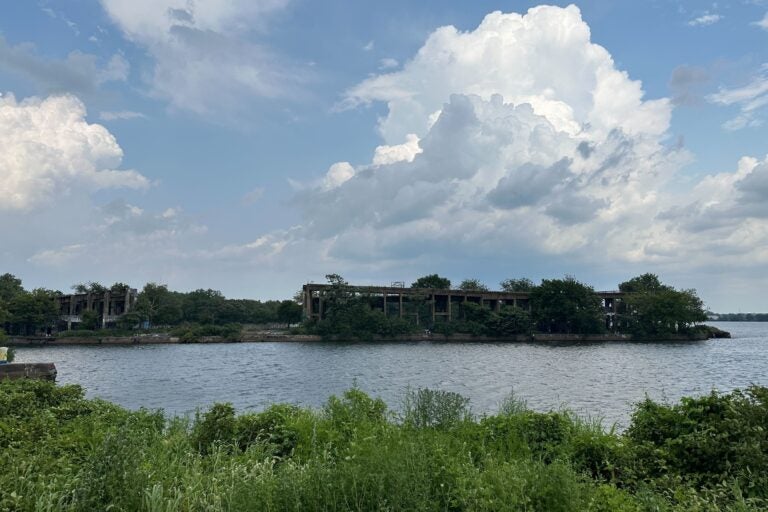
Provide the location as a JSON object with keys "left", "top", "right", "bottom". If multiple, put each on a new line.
{"left": 1, "top": 380, "right": 767, "bottom": 511}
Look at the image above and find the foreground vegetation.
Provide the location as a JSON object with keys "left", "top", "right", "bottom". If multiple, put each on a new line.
{"left": 1, "top": 380, "right": 767, "bottom": 511}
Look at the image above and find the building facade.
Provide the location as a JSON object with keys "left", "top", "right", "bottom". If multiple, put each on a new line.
{"left": 302, "top": 283, "right": 624, "bottom": 331}
{"left": 56, "top": 288, "right": 139, "bottom": 330}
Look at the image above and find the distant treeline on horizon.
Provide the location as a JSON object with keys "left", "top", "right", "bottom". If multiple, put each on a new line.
{"left": 710, "top": 313, "right": 768, "bottom": 322}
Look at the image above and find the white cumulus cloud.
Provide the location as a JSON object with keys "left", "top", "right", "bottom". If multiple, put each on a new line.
{"left": 343, "top": 5, "right": 670, "bottom": 145}
{"left": 0, "top": 93, "right": 149, "bottom": 211}
{"left": 265, "top": 4, "right": 768, "bottom": 288}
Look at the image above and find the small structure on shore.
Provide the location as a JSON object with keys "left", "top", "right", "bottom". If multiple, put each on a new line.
{"left": 0, "top": 346, "right": 57, "bottom": 381}
{"left": 0, "top": 363, "right": 57, "bottom": 381}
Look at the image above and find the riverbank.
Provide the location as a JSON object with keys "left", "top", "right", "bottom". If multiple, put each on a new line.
{"left": 6, "top": 326, "right": 729, "bottom": 346}
{"left": 1, "top": 379, "right": 766, "bottom": 511}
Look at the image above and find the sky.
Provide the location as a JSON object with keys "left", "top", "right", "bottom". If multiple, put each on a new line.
{"left": 1, "top": 1, "right": 768, "bottom": 312}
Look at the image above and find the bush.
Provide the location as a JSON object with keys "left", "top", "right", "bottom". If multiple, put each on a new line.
{"left": 402, "top": 388, "right": 471, "bottom": 429}
{"left": 170, "top": 323, "right": 243, "bottom": 342}
{"left": 625, "top": 386, "right": 768, "bottom": 488}
{"left": 2, "top": 381, "right": 768, "bottom": 511}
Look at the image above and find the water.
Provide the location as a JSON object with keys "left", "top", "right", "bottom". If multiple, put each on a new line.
{"left": 11, "top": 322, "right": 767, "bottom": 428}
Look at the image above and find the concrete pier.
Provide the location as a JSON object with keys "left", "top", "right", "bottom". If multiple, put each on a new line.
{"left": 0, "top": 363, "right": 57, "bottom": 381}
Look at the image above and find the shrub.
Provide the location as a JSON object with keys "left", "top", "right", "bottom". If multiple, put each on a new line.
{"left": 235, "top": 404, "right": 300, "bottom": 458}
{"left": 191, "top": 402, "right": 236, "bottom": 454}
{"left": 402, "top": 388, "right": 471, "bottom": 429}
{"left": 626, "top": 386, "right": 768, "bottom": 488}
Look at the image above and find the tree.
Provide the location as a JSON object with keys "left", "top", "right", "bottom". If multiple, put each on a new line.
{"left": 485, "top": 307, "right": 533, "bottom": 336}
{"left": 619, "top": 273, "right": 668, "bottom": 293}
{"left": 499, "top": 278, "right": 535, "bottom": 292}
{"left": 79, "top": 309, "right": 101, "bottom": 330}
{"left": 72, "top": 282, "right": 107, "bottom": 294}
{"left": 135, "top": 283, "right": 183, "bottom": 327}
{"left": 411, "top": 274, "right": 451, "bottom": 289}
{"left": 109, "top": 282, "right": 131, "bottom": 295}
{"left": 183, "top": 289, "right": 226, "bottom": 325}
{"left": 529, "top": 277, "right": 605, "bottom": 334}
{"left": 0, "top": 273, "right": 24, "bottom": 302}
{"left": 619, "top": 274, "right": 707, "bottom": 338}
{"left": 117, "top": 311, "right": 142, "bottom": 330}
{"left": 458, "top": 279, "right": 489, "bottom": 291}
{"left": 6, "top": 289, "right": 60, "bottom": 335}
{"left": 277, "top": 300, "right": 303, "bottom": 326}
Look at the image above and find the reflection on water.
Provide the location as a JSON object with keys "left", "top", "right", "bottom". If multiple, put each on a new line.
{"left": 13, "top": 322, "right": 768, "bottom": 428}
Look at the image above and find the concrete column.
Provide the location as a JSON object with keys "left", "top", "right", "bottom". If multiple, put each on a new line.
{"left": 447, "top": 294, "right": 452, "bottom": 321}
{"left": 383, "top": 291, "right": 388, "bottom": 316}
{"left": 431, "top": 293, "right": 436, "bottom": 324}
{"left": 305, "top": 287, "right": 312, "bottom": 319}
{"left": 102, "top": 291, "right": 110, "bottom": 328}
{"left": 399, "top": 293, "right": 403, "bottom": 318}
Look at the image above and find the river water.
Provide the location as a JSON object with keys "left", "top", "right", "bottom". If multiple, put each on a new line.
{"left": 11, "top": 322, "right": 767, "bottom": 428}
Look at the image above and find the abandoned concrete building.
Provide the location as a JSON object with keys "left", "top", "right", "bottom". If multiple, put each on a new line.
{"left": 302, "top": 283, "right": 625, "bottom": 331}
{"left": 56, "top": 288, "right": 139, "bottom": 330}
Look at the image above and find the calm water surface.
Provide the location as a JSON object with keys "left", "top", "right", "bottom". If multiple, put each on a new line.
{"left": 13, "top": 322, "right": 767, "bottom": 427}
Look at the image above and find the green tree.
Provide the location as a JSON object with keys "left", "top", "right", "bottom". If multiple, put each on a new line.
{"left": 135, "top": 283, "right": 183, "bottom": 327}
{"left": 499, "top": 278, "right": 535, "bottom": 292}
{"left": 109, "top": 282, "right": 131, "bottom": 295}
{"left": 619, "top": 274, "right": 707, "bottom": 338}
{"left": 458, "top": 278, "right": 489, "bottom": 291}
{"left": 116, "top": 311, "right": 142, "bottom": 330}
{"left": 485, "top": 307, "right": 533, "bottom": 336}
{"left": 411, "top": 274, "right": 451, "bottom": 289}
{"left": 7, "top": 289, "right": 60, "bottom": 335}
{"left": 530, "top": 277, "right": 605, "bottom": 334}
{"left": 183, "top": 289, "right": 226, "bottom": 325}
{"left": 79, "top": 309, "right": 101, "bottom": 330}
{"left": 0, "top": 273, "right": 24, "bottom": 302}
{"left": 72, "top": 282, "right": 107, "bottom": 294}
{"left": 277, "top": 300, "right": 303, "bottom": 326}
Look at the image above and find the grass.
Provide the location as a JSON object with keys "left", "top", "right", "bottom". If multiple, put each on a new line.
{"left": 0, "top": 381, "right": 767, "bottom": 511}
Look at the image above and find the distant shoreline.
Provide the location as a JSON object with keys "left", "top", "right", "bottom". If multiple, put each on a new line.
{"left": 7, "top": 329, "right": 727, "bottom": 346}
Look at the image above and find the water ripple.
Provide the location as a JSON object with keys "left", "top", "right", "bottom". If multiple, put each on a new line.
{"left": 11, "top": 322, "right": 767, "bottom": 427}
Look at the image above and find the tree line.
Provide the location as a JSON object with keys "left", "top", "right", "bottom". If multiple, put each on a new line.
{"left": 0, "top": 271, "right": 712, "bottom": 341}
{"left": 710, "top": 312, "right": 768, "bottom": 322}
{"left": 0, "top": 274, "right": 303, "bottom": 337}
{"left": 305, "top": 273, "right": 710, "bottom": 340}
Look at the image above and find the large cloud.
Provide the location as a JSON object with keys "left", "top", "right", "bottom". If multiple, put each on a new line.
{"left": 99, "top": 0, "right": 298, "bottom": 115}
{"left": 289, "top": 6, "right": 683, "bottom": 265}
{"left": 343, "top": 5, "right": 670, "bottom": 145}
{"left": 0, "top": 93, "right": 149, "bottom": 211}
{"left": 272, "top": 4, "right": 767, "bottom": 288}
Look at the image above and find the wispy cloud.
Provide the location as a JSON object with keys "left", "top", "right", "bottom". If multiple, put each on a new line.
{"left": 378, "top": 57, "right": 399, "bottom": 70}
{"left": 99, "top": 110, "right": 147, "bottom": 121}
{"left": 708, "top": 65, "right": 768, "bottom": 130}
{"left": 754, "top": 12, "right": 768, "bottom": 30}
{"left": 688, "top": 13, "right": 722, "bottom": 26}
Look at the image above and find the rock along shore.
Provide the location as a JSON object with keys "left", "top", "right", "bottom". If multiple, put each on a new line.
{"left": 6, "top": 328, "right": 729, "bottom": 346}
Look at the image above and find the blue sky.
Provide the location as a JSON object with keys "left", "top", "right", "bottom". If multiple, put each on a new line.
{"left": 1, "top": 1, "right": 768, "bottom": 311}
